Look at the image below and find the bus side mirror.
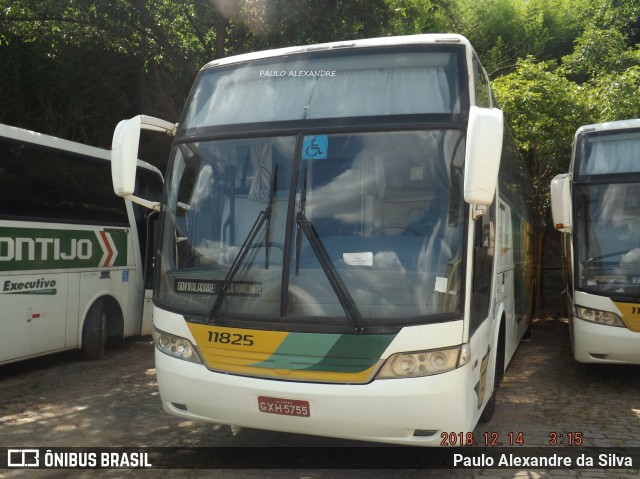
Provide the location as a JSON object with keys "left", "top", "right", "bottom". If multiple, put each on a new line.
{"left": 550, "top": 173, "right": 572, "bottom": 233}
{"left": 464, "top": 106, "right": 504, "bottom": 214}
{"left": 111, "top": 115, "right": 175, "bottom": 210}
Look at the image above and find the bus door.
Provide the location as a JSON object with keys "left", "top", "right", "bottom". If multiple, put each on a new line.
{"left": 140, "top": 211, "right": 158, "bottom": 335}
{"left": 497, "top": 200, "right": 518, "bottom": 360}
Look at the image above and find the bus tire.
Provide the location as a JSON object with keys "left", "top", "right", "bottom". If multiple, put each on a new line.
{"left": 82, "top": 301, "right": 106, "bottom": 360}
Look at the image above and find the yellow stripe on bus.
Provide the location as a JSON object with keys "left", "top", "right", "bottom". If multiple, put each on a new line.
{"left": 188, "top": 323, "right": 287, "bottom": 364}
{"left": 187, "top": 323, "right": 380, "bottom": 382}
{"left": 612, "top": 302, "right": 640, "bottom": 332}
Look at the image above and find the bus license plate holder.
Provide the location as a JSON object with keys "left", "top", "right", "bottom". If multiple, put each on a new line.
{"left": 258, "top": 396, "right": 310, "bottom": 417}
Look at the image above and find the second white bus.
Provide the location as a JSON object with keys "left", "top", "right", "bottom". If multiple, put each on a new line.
{"left": 0, "top": 124, "right": 163, "bottom": 364}
{"left": 552, "top": 119, "right": 640, "bottom": 364}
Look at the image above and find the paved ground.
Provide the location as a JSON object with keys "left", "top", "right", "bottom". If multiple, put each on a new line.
{"left": 1, "top": 315, "right": 639, "bottom": 478}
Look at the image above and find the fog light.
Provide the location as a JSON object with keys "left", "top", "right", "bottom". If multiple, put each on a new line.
{"left": 413, "top": 429, "right": 438, "bottom": 437}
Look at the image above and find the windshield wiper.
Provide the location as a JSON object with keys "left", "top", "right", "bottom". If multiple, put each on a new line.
{"left": 585, "top": 249, "right": 637, "bottom": 265}
{"left": 264, "top": 166, "right": 277, "bottom": 270}
{"left": 209, "top": 166, "right": 278, "bottom": 323}
{"left": 294, "top": 171, "right": 364, "bottom": 333}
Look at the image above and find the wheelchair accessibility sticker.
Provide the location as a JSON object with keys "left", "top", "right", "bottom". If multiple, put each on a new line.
{"left": 302, "top": 135, "right": 328, "bottom": 160}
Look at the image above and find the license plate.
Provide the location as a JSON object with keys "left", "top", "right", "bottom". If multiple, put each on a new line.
{"left": 258, "top": 396, "right": 310, "bottom": 417}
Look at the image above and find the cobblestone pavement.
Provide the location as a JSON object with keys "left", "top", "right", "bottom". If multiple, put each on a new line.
{"left": 0, "top": 316, "right": 639, "bottom": 479}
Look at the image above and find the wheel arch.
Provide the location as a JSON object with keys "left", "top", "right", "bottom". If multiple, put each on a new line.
{"left": 79, "top": 294, "right": 125, "bottom": 347}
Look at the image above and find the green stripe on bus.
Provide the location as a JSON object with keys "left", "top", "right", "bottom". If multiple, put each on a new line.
{"left": 305, "top": 334, "right": 395, "bottom": 372}
{"left": 0, "top": 227, "right": 128, "bottom": 271}
{"left": 250, "top": 332, "right": 395, "bottom": 373}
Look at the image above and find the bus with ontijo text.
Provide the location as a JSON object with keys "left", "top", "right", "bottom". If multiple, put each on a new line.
{"left": 551, "top": 119, "right": 640, "bottom": 364}
{"left": 0, "top": 123, "right": 163, "bottom": 364}
{"left": 111, "top": 34, "right": 538, "bottom": 446}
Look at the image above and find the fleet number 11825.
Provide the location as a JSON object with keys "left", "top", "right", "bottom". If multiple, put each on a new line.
{"left": 207, "top": 331, "right": 255, "bottom": 346}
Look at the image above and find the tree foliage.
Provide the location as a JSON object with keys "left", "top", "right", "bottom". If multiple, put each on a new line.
{"left": 2, "top": 0, "right": 640, "bottom": 215}
{"left": 493, "top": 58, "right": 590, "bottom": 214}
{"left": 0, "top": 0, "right": 210, "bottom": 142}
{"left": 452, "top": 0, "right": 592, "bottom": 75}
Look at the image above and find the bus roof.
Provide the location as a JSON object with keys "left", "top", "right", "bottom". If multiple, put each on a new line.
{"left": 202, "top": 34, "right": 472, "bottom": 71}
{"left": 0, "top": 122, "right": 161, "bottom": 176}
{"left": 576, "top": 118, "right": 640, "bottom": 137}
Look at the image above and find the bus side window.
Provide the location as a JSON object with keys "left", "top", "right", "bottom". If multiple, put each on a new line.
{"left": 470, "top": 202, "right": 495, "bottom": 334}
{"left": 472, "top": 55, "right": 491, "bottom": 108}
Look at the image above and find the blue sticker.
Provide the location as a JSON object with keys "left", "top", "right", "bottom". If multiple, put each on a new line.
{"left": 122, "top": 270, "right": 129, "bottom": 283}
{"left": 302, "top": 135, "right": 328, "bottom": 160}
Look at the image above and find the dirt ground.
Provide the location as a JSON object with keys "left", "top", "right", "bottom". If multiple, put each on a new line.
{"left": 1, "top": 316, "right": 640, "bottom": 479}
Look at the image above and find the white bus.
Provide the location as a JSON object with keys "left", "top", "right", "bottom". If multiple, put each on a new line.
{"left": 111, "top": 34, "right": 537, "bottom": 446}
{"left": 0, "top": 123, "right": 163, "bottom": 364}
{"left": 551, "top": 119, "right": 640, "bottom": 364}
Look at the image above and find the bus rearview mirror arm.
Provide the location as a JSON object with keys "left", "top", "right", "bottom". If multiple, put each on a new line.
{"left": 463, "top": 106, "right": 504, "bottom": 219}
{"left": 111, "top": 115, "right": 176, "bottom": 210}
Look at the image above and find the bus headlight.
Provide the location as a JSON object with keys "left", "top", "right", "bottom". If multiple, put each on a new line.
{"left": 375, "top": 344, "right": 469, "bottom": 379}
{"left": 153, "top": 327, "right": 203, "bottom": 364}
{"left": 575, "top": 307, "right": 624, "bottom": 327}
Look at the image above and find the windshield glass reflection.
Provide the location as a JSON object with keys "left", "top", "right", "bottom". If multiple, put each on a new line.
{"left": 575, "top": 182, "right": 640, "bottom": 296}
{"left": 156, "top": 130, "right": 466, "bottom": 326}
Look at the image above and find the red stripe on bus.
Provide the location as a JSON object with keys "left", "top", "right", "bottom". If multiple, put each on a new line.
{"left": 100, "top": 231, "right": 114, "bottom": 266}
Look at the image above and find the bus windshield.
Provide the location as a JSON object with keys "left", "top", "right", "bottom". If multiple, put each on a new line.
{"left": 574, "top": 181, "right": 640, "bottom": 297}
{"left": 574, "top": 130, "right": 640, "bottom": 297}
{"left": 157, "top": 129, "right": 466, "bottom": 328}
{"left": 180, "top": 46, "right": 464, "bottom": 130}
